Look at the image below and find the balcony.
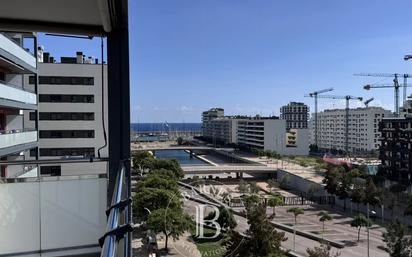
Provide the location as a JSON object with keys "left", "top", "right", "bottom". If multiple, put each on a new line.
{"left": 0, "top": 81, "right": 37, "bottom": 109}
{"left": 0, "top": 33, "right": 36, "bottom": 72}
{"left": 0, "top": 129, "right": 37, "bottom": 156}
{"left": 0, "top": 172, "right": 107, "bottom": 256}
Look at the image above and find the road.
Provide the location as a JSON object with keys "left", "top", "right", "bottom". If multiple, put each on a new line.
{"left": 182, "top": 188, "right": 389, "bottom": 257}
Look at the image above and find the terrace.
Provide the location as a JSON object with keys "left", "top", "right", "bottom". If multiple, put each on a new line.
{"left": 0, "top": 1, "right": 132, "bottom": 257}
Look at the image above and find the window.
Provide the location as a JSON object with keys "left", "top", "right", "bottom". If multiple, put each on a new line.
{"left": 40, "top": 166, "right": 61, "bottom": 176}
{"left": 39, "top": 94, "right": 94, "bottom": 103}
{"left": 30, "top": 148, "right": 37, "bottom": 157}
{"left": 39, "top": 130, "right": 95, "bottom": 138}
{"left": 29, "top": 76, "right": 94, "bottom": 85}
{"left": 40, "top": 148, "right": 95, "bottom": 157}
{"left": 29, "top": 112, "right": 36, "bottom": 121}
{"left": 38, "top": 112, "right": 94, "bottom": 121}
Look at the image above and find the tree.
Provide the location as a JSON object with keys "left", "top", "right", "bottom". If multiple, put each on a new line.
{"left": 335, "top": 168, "right": 353, "bottom": 212}
{"left": 205, "top": 207, "right": 237, "bottom": 230}
{"left": 382, "top": 219, "right": 412, "bottom": 257}
{"left": 152, "top": 159, "right": 184, "bottom": 179}
{"left": 268, "top": 193, "right": 283, "bottom": 216}
{"left": 132, "top": 151, "right": 155, "bottom": 171}
{"left": 350, "top": 181, "right": 365, "bottom": 212}
{"left": 266, "top": 179, "right": 279, "bottom": 193}
{"left": 237, "top": 180, "right": 250, "bottom": 194}
{"left": 136, "top": 173, "right": 179, "bottom": 194}
{"left": 133, "top": 188, "right": 181, "bottom": 220}
{"left": 323, "top": 168, "right": 340, "bottom": 197}
{"left": 307, "top": 244, "right": 341, "bottom": 257}
{"left": 177, "top": 136, "right": 183, "bottom": 145}
{"left": 318, "top": 211, "right": 333, "bottom": 241}
{"left": 225, "top": 201, "right": 286, "bottom": 257}
{"left": 243, "top": 194, "right": 261, "bottom": 209}
{"left": 350, "top": 214, "right": 372, "bottom": 242}
{"left": 287, "top": 207, "right": 304, "bottom": 251}
{"left": 147, "top": 208, "right": 193, "bottom": 251}
{"left": 309, "top": 144, "right": 319, "bottom": 153}
{"left": 249, "top": 182, "right": 260, "bottom": 194}
{"left": 151, "top": 168, "right": 179, "bottom": 180}
{"left": 363, "top": 177, "right": 380, "bottom": 207}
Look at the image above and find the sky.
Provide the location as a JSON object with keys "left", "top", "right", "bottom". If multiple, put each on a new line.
{"left": 39, "top": 0, "right": 412, "bottom": 123}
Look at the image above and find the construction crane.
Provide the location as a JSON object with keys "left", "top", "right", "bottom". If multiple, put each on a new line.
{"left": 363, "top": 97, "right": 374, "bottom": 107}
{"left": 363, "top": 82, "right": 412, "bottom": 116}
{"left": 304, "top": 87, "right": 334, "bottom": 147}
{"left": 354, "top": 73, "right": 412, "bottom": 116}
{"left": 315, "top": 95, "right": 363, "bottom": 154}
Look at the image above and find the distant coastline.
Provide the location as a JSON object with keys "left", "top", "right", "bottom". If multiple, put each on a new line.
{"left": 130, "top": 123, "right": 201, "bottom": 133}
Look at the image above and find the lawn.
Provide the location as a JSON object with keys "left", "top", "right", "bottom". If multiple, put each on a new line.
{"left": 286, "top": 156, "right": 327, "bottom": 170}
{"left": 191, "top": 227, "right": 227, "bottom": 257}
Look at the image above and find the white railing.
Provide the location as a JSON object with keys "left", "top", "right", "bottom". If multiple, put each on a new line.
{"left": 0, "top": 33, "right": 36, "bottom": 69}
{"left": 0, "top": 82, "right": 37, "bottom": 105}
{"left": 0, "top": 130, "right": 37, "bottom": 149}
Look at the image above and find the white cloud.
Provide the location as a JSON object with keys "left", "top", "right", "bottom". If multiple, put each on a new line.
{"left": 131, "top": 105, "right": 142, "bottom": 111}
{"left": 177, "top": 105, "right": 194, "bottom": 112}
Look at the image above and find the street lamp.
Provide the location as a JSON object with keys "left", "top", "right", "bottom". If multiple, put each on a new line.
{"left": 367, "top": 202, "right": 370, "bottom": 257}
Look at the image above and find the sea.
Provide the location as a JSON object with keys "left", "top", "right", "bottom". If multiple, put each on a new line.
{"left": 130, "top": 123, "right": 201, "bottom": 134}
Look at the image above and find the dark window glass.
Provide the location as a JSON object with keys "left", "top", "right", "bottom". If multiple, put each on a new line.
{"left": 40, "top": 166, "right": 61, "bottom": 176}
{"left": 0, "top": 72, "right": 5, "bottom": 82}
{"left": 39, "top": 130, "right": 94, "bottom": 138}
{"left": 39, "top": 95, "right": 94, "bottom": 103}
{"left": 40, "top": 148, "right": 95, "bottom": 157}
{"left": 30, "top": 148, "right": 37, "bottom": 157}
{"left": 38, "top": 112, "right": 94, "bottom": 121}
{"left": 29, "top": 112, "right": 36, "bottom": 121}
{"left": 29, "top": 76, "right": 94, "bottom": 85}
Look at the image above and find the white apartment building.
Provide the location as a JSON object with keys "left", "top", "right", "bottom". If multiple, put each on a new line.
{"left": 0, "top": 32, "right": 38, "bottom": 178}
{"left": 237, "top": 118, "right": 309, "bottom": 155}
{"left": 201, "top": 108, "right": 309, "bottom": 155}
{"left": 309, "top": 107, "right": 392, "bottom": 153}
{"left": 202, "top": 117, "right": 239, "bottom": 145}
{"left": 24, "top": 50, "right": 108, "bottom": 175}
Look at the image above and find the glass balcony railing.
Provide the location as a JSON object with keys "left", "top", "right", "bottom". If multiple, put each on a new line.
{"left": 0, "top": 81, "right": 37, "bottom": 105}
{"left": 0, "top": 159, "right": 110, "bottom": 257}
{"left": 0, "top": 129, "right": 37, "bottom": 149}
{"left": 0, "top": 33, "right": 36, "bottom": 70}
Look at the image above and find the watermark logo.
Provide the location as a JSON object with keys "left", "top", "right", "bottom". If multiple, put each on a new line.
{"left": 195, "top": 204, "right": 221, "bottom": 239}
{"left": 164, "top": 178, "right": 243, "bottom": 257}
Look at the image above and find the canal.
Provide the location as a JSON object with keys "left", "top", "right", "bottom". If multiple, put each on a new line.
{"left": 154, "top": 150, "right": 209, "bottom": 166}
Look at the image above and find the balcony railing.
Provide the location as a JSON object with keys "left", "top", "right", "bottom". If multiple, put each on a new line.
{"left": 100, "top": 160, "right": 132, "bottom": 257}
{"left": 0, "top": 81, "right": 37, "bottom": 105}
{"left": 0, "top": 33, "right": 36, "bottom": 70}
{"left": 0, "top": 158, "right": 109, "bottom": 256}
{"left": 0, "top": 129, "right": 37, "bottom": 149}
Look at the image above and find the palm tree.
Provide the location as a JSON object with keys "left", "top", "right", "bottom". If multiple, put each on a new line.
{"left": 267, "top": 193, "right": 283, "bottom": 217}
{"left": 287, "top": 207, "right": 304, "bottom": 251}
{"left": 350, "top": 214, "right": 372, "bottom": 242}
{"left": 318, "top": 211, "right": 333, "bottom": 241}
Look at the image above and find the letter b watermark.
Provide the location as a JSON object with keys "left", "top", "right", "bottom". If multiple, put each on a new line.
{"left": 195, "top": 205, "right": 221, "bottom": 239}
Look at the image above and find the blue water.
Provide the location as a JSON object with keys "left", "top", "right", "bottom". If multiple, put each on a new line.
{"left": 154, "top": 150, "right": 208, "bottom": 166}
{"left": 131, "top": 123, "right": 201, "bottom": 133}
